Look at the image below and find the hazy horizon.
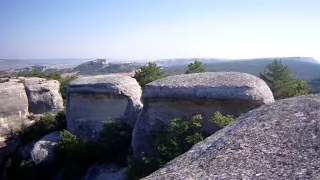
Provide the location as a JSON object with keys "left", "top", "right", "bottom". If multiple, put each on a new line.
{"left": 1, "top": 0, "right": 320, "bottom": 60}
{"left": 1, "top": 56, "right": 319, "bottom": 62}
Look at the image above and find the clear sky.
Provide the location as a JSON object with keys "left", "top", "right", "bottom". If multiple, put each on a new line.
{"left": 1, "top": 0, "right": 320, "bottom": 61}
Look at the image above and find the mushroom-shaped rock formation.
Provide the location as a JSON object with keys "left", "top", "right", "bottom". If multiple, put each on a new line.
{"left": 67, "top": 75, "right": 142, "bottom": 139}
{"left": 132, "top": 72, "right": 274, "bottom": 159}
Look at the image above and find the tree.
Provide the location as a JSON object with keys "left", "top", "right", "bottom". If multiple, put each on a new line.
{"left": 133, "top": 62, "right": 165, "bottom": 88}
{"left": 185, "top": 60, "right": 206, "bottom": 74}
{"left": 260, "top": 59, "right": 310, "bottom": 99}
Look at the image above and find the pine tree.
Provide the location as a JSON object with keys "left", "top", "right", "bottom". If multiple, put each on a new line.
{"left": 260, "top": 59, "right": 310, "bottom": 99}
{"left": 133, "top": 62, "right": 165, "bottom": 88}
{"left": 185, "top": 60, "right": 206, "bottom": 74}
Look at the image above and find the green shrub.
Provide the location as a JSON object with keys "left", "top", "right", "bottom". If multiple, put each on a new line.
{"left": 56, "top": 118, "right": 133, "bottom": 180}
{"left": 56, "top": 130, "right": 98, "bottom": 180}
{"left": 127, "top": 112, "right": 236, "bottom": 179}
{"left": 97, "top": 118, "right": 133, "bottom": 165}
{"left": 126, "top": 156, "right": 160, "bottom": 180}
{"left": 209, "top": 111, "right": 235, "bottom": 128}
{"left": 58, "top": 75, "right": 77, "bottom": 102}
{"left": 18, "top": 111, "right": 67, "bottom": 145}
{"left": 127, "top": 114, "right": 206, "bottom": 180}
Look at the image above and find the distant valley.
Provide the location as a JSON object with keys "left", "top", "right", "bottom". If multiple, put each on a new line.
{"left": 1, "top": 57, "right": 319, "bottom": 83}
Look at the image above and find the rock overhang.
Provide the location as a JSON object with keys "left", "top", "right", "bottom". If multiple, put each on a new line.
{"left": 68, "top": 75, "right": 142, "bottom": 99}
{"left": 143, "top": 72, "right": 275, "bottom": 104}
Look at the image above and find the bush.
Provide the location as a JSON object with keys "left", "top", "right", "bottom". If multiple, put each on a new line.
{"left": 127, "top": 112, "right": 236, "bottom": 179}
{"left": 55, "top": 130, "right": 98, "bottom": 180}
{"left": 97, "top": 118, "right": 133, "bottom": 165}
{"left": 133, "top": 62, "right": 166, "bottom": 88}
{"left": 209, "top": 111, "right": 235, "bottom": 128}
{"left": 18, "top": 111, "right": 67, "bottom": 145}
{"left": 127, "top": 114, "right": 206, "bottom": 180}
{"left": 56, "top": 118, "right": 133, "bottom": 180}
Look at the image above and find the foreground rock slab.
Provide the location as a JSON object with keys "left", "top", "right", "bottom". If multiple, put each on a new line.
{"left": 132, "top": 72, "right": 274, "bottom": 158}
{"left": 67, "top": 75, "right": 142, "bottom": 139}
{"left": 144, "top": 94, "right": 320, "bottom": 180}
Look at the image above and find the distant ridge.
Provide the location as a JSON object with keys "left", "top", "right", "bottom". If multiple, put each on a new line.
{"left": 229, "top": 57, "right": 319, "bottom": 64}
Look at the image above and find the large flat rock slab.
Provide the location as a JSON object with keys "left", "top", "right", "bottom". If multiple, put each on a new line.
{"left": 144, "top": 94, "right": 320, "bottom": 180}
{"left": 67, "top": 75, "right": 142, "bottom": 139}
{"left": 132, "top": 72, "right": 274, "bottom": 159}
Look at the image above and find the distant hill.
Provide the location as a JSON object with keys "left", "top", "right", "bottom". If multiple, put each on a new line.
{"left": 0, "top": 58, "right": 89, "bottom": 71}
{"left": 227, "top": 57, "right": 319, "bottom": 64}
{"left": 1, "top": 57, "right": 319, "bottom": 79}
{"left": 0, "top": 59, "right": 35, "bottom": 70}
{"left": 164, "top": 59, "right": 320, "bottom": 81}
{"left": 132, "top": 58, "right": 225, "bottom": 67}
{"left": 63, "top": 59, "right": 140, "bottom": 75}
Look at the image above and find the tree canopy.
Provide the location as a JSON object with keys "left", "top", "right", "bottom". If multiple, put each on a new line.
{"left": 133, "top": 62, "right": 165, "bottom": 88}
{"left": 185, "top": 60, "right": 206, "bottom": 74}
{"left": 260, "top": 59, "right": 310, "bottom": 99}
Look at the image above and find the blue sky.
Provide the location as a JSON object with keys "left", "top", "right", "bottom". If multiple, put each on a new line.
{"left": 1, "top": 0, "right": 320, "bottom": 61}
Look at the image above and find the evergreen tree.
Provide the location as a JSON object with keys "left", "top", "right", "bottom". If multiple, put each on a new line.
{"left": 133, "top": 62, "right": 165, "bottom": 88}
{"left": 185, "top": 60, "right": 206, "bottom": 74}
{"left": 260, "top": 59, "right": 310, "bottom": 99}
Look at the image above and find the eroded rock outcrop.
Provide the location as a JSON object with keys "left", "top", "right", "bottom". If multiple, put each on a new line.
{"left": 132, "top": 72, "right": 274, "bottom": 158}
{"left": 144, "top": 94, "right": 320, "bottom": 180}
{"left": 67, "top": 75, "right": 142, "bottom": 139}
{"left": 0, "top": 78, "right": 29, "bottom": 146}
{"left": 23, "top": 77, "right": 64, "bottom": 114}
{"left": 30, "top": 131, "right": 61, "bottom": 164}
{"left": 0, "top": 77, "right": 64, "bottom": 166}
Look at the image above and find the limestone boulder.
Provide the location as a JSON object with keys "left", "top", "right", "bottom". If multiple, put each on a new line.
{"left": 30, "top": 131, "right": 61, "bottom": 164}
{"left": 23, "top": 77, "right": 64, "bottom": 114}
{"left": 132, "top": 72, "right": 274, "bottom": 158}
{"left": 0, "top": 78, "right": 29, "bottom": 145}
{"left": 144, "top": 94, "right": 320, "bottom": 180}
{"left": 67, "top": 75, "right": 142, "bottom": 139}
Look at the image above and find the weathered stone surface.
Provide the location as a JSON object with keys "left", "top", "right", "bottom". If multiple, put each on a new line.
{"left": 83, "top": 164, "right": 127, "bottom": 180}
{"left": 30, "top": 131, "right": 61, "bottom": 164}
{"left": 67, "top": 75, "right": 142, "bottom": 139}
{"left": 24, "top": 77, "right": 64, "bottom": 114}
{"left": 0, "top": 78, "right": 29, "bottom": 145}
{"left": 144, "top": 94, "right": 320, "bottom": 180}
{"left": 132, "top": 72, "right": 274, "bottom": 159}
{"left": 143, "top": 72, "right": 274, "bottom": 103}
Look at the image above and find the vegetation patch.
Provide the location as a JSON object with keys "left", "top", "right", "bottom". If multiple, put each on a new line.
{"left": 127, "top": 112, "right": 235, "bottom": 180}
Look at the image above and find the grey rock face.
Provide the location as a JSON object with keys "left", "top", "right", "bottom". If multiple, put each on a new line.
{"left": 0, "top": 78, "right": 29, "bottom": 145}
{"left": 132, "top": 72, "right": 274, "bottom": 159}
{"left": 30, "top": 131, "right": 61, "bottom": 164}
{"left": 83, "top": 164, "right": 127, "bottom": 180}
{"left": 24, "top": 77, "right": 64, "bottom": 114}
{"left": 143, "top": 72, "right": 274, "bottom": 104}
{"left": 67, "top": 75, "right": 142, "bottom": 139}
{"left": 144, "top": 94, "right": 320, "bottom": 180}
